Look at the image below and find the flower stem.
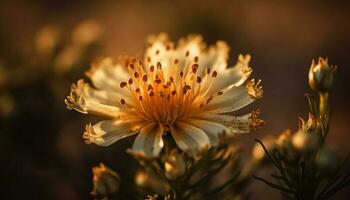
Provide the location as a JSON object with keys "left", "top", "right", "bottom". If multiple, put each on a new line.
{"left": 319, "top": 92, "right": 329, "bottom": 116}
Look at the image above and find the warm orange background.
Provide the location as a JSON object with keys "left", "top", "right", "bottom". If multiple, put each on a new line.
{"left": 1, "top": 1, "right": 349, "bottom": 199}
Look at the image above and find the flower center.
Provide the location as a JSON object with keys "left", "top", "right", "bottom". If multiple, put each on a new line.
{"left": 118, "top": 55, "right": 221, "bottom": 125}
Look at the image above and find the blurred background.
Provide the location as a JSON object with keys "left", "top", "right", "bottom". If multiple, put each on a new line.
{"left": 0, "top": 0, "right": 349, "bottom": 199}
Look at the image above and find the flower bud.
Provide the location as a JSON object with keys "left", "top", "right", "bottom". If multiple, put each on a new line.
{"left": 316, "top": 147, "right": 339, "bottom": 173}
{"left": 308, "top": 58, "right": 337, "bottom": 92}
{"left": 135, "top": 170, "right": 169, "bottom": 195}
{"left": 275, "top": 130, "right": 300, "bottom": 162}
{"left": 91, "top": 163, "right": 120, "bottom": 198}
{"left": 164, "top": 149, "right": 186, "bottom": 180}
{"left": 291, "top": 131, "right": 320, "bottom": 152}
{"left": 275, "top": 129, "right": 292, "bottom": 148}
{"left": 304, "top": 114, "right": 320, "bottom": 133}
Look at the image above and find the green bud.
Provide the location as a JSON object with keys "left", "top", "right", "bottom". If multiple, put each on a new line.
{"left": 308, "top": 58, "right": 337, "bottom": 92}
{"left": 316, "top": 148, "right": 339, "bottom": 173}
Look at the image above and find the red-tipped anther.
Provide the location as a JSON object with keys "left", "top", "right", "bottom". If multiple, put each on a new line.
{"left": 212, "top": 70, "right": 217, "bottom": 78}
{"left": 197, "top": 76, "right": 202, "bottom": 83}
{"left": 120, "top": 82, "right": 127, "bottom": 88}
{"left": 143, "top": 75, "right": 148, "bottom": 82}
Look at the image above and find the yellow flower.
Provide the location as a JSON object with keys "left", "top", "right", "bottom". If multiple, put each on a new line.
{"left": 65, "top": 34, "right": 264, "bottom": 157}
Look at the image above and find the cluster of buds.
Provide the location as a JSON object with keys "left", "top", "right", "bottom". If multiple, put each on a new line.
{"left": 129, "top": 144, "right": 250, "bottom": 199}
{"left": 164, "top": 150, "right": 186, "bottom": 180}
{"left": 253, "top": 58, "right": 350, "bottom": 200}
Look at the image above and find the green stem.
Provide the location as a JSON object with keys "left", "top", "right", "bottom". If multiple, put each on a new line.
{"left": 319, "top": 92, "right": 329, "bottom": 116}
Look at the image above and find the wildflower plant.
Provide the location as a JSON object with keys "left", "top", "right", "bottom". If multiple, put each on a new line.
{"left": 254, "top": 58, "right": 350, "bottom": 200}
{"left": 65, "top": 34, "right": 265, "bottom": 199}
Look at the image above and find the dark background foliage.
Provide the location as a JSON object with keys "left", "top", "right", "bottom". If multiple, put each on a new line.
{"left": 0, "top": 0, "right": 349, "bottom": 199}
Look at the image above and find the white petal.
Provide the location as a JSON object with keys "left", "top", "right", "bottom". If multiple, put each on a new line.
{"left": 185, "top": 118, "right": 230, "bottom": 146}
{"left": 170, "top": 121, "right": 210, "bottom": 155}
{"left": 145, "top": 34, "right": 205, "bottom": 79}
{"left": 83, "top": 118, "right": 144, "bottom": 146}
{"left": 197, "top": 41, "right": 229, "bottom": 75}
{"left": 86, "top": 58, "right": 131, "bottom": 96}
{"left": 65, "top": 80, "right": 132, "bottom": 117}
{"left": 132, "top": 122, "right": 164, "bottom": 157}
{"left": 203, "top": 54, "right": 252, "bottom": 96}
{"left": 204, "top": 79, "right": 262, "bottom": 113}
{"left": 145, "top": 33, "right": 176, "bottom": 79}
{"left": 191, "top": 111, "right": 264, "bottom": 135}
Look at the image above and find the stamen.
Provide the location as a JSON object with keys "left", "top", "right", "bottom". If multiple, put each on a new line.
{"left": 143, "top": 75, "right": 148, "bottom": 82}
{"left": 197, "top": 76, "right": 202, "bottom": 83}
{"left": 134, "top": 72, "right": 139, "bottom": 78}
{"left": 185, "top": 50, "right": 190, "bottom": 57}
{"left": 206, "top": 96, "right": 213, "bottom": 104}
{"left": 155, "top": 79, "right": 162, "bottom": 84}
{"left": 120, "top": 82, "right": 127, "bottom": 88}
{"left": 150, "top": 65, "right": 155, "bottom": 72}
{"left": 212, "top": 70, "right": 217, "bottom": 78}
{"left": 128, "top": 78, "right": 133, "bottom": 85}
{"left": 120, "top": 99, "right": 126, "bottom": 105}
{"left": 192, "top": 64, "right": 198, "bottom": 73}
{"left": 183, "top": 85, "right": 191, "bottom": 94}
{"left": 174, "top": 59, "right": 179, "bottom": 64}
{"left": 157, "top": 62, "right": 162, "bottom": 70}
{"left": 206, "top": 68, "right": 211, "bottom": 74}
{"left": 194, "top": 56, "right": 199, "bottom": 62}
{"left": 180, "top": 71, "right": 184, "bottom": 77}
{"left": 138, "top": 60, "right": 144, "bottom": 66}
